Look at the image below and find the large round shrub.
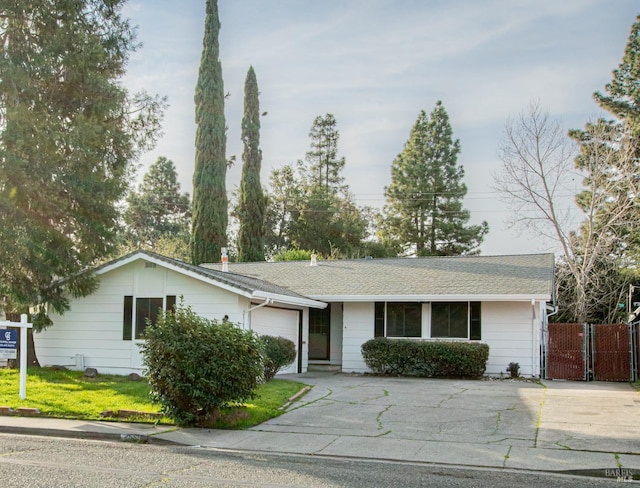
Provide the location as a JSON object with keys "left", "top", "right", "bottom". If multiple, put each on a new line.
{"left": 140, "top": 304, "right": 264, "bottom": 426}
{"left": 261, "top": 335, "right": 296, "bottom": 381}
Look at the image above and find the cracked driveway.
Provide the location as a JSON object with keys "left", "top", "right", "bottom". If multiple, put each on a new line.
{"left": 252, "top": 373, "right": 640, "bottom": 463}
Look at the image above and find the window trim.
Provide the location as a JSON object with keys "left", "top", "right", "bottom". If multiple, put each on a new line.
{"left": 429, "top": 301, "right": 481, "bottom": 340}
{"left": 374, "top": 302, "right": 423, "bottom": 338}
{"left": 123, "top": 295, "right": 176, "bottom": 341}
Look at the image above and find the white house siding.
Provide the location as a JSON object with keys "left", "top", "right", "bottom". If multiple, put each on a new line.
{"left": 341, "top": 302, "right": 375, "bottom": 372}
{"left": 35, "top": 261, "right": 246, "bottom": 375}
{"left": 250, "top": 306, "right": 301, "bottom": 374}
{"left": 481, "top": 301, "right": 542, "bottom": 377}
{"left": 338, "top": 300, "right": 543, "bottom": 377}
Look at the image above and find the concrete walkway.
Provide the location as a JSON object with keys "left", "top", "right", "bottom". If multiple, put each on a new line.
{"left": 1, "top": 373, "right": 639, "bottom": 479}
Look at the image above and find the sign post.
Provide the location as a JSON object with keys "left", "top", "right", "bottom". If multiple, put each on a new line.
{"left": 0, "top": 314, "right": 33, "bottom": 399}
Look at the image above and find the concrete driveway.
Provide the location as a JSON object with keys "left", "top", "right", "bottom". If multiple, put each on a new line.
{"left": 252, "top": 373, "right": 640, "bottom": 471}
{"left": 160, "top": 372, "right": 640, "bottom": 475}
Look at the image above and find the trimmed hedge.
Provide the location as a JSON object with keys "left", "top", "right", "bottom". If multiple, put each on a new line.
{"left": 361, "top": 337, "right": 489, "bottom": 379}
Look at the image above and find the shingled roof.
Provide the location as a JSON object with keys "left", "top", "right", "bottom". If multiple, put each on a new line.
{"left": 203, "top": 254, "right": 555, "bottom": 302}
{"left": 94, "top": 250, "right": 325, "bottom": 308}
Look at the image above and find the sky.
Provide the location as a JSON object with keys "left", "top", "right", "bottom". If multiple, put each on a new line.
{"left": 121, "top": 0, "right": 638, "bottom": 256}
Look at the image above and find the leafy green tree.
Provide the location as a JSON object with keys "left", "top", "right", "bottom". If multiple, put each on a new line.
{"left": 382, "top": 101, "right": 488, "bottom": 256}
{"left": 236, "top": 67, "right": 266, "bottom": 262}
{"left": 273, "top": 248, "right": 317, "bottom": 262}
{"left": 191, "top": 0, "right": 228, "bottom": 265}
{"left": 264, "top": 115, "right": 378, "bottom": 258}
{"left": 0, "top": 0, "right": 165, "bottom": 325}
{"left": 124, "top": 156, "right": 190, "bottom": 250}
{"left": 288, "top": 185, "right": 367, "bottom": 257}
{"left": 263, "top": 164, "right": 301, "bottom": 255}
{"left": 267, "top": 114, "right": 368, "bottom": 257}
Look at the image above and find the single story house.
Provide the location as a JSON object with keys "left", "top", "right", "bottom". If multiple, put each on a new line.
{"left": 35, "top": 250, "right": 555, "bottom": 377}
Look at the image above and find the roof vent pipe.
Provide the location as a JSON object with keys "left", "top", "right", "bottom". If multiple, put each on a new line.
{"left": 310, "top": 254, "right": 317, "bottom": 267}
{"left": 221, "top": 248, "right": 229, "bottom": 272}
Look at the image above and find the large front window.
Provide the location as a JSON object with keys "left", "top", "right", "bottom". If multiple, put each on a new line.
{"left": 375, "top": 302, "right": 422, "bottom": 338}
{"left": 431, "top": 302, "right": 481, "bottom": 339}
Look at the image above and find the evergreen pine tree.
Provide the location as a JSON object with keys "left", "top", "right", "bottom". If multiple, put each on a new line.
{"left": 191, "top": 0, "right": 228, "bottom": 265}
{"left": 382, "top": 101, "right": 488, "bottom": 256}
{"left": 593, "top": 14, "right": 640, "bottom": 136}
{"left": 569, "top": 14, "right": 640, "bottom": 266}
{"left": 236, "top": 67, "right": 266, "bottom": 262}
{"left": 0, "top": 0, "right": 165, "bottom": 322}
{"left": 276, "top": 114, "right": 367, "bottom": 257}
{"left": 124, "top": 156, "right": 191, "bottom": 248}
{"left": 300, "top": 114, "right": 346, "bottom": 192}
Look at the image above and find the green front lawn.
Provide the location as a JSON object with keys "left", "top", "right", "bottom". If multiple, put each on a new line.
{"left": 0, "top": 368, "right": 307, "bottom": 428}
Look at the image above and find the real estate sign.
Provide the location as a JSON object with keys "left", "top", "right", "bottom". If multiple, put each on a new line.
{"left": 0, "top": 329, "right": 17, "bottom": 359}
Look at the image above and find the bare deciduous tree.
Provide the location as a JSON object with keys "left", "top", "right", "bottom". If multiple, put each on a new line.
{"left": 494, "top": 102, "right": 638, "bottom": 322}
{"left": 494, "top": 102, "right": 578, "bottom": 249}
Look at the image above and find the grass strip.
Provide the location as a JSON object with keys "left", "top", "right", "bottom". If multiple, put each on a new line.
{"left": 0, "top": 368, "right": 306, "bottom": 428}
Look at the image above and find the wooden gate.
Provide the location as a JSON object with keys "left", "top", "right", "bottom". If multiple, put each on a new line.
{"left": 545, "top": 323, "right": 587, "bottom": 380}
{"left": 591, "top": 324, "right": 632, "bottom": 381}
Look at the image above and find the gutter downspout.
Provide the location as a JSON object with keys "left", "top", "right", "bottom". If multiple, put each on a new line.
{"left": 243, "top": 298, "right": 273, "bottom": 330}
{"left": 531, "top": 299, "right": 537, "bottom": 377}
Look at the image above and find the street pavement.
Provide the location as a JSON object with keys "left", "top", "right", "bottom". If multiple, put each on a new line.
{"left": 0, "top": 373, "right": 638, "bottom": 481}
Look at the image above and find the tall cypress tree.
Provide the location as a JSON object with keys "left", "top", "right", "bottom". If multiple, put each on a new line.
{"left": 191, "top": 0, "right": 227, "bottom": 265}
{"left": 382, "top": 101, "right": 488, "bottom": 256}
{"left": 237, "top": 66, "right": 266, "bottom": 262}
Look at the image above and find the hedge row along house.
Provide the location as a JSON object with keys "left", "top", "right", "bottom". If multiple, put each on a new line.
{"left": 34, "top": 251, "right": 555, "bottom": 377}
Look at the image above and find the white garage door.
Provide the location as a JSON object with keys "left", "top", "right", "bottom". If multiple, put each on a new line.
{"left": 251, "top": 307, "right": 300, "bottom": 375}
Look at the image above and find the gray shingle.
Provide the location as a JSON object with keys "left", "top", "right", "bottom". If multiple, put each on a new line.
{"left": 208, "top": 254, "right": 555, "bottom": 299}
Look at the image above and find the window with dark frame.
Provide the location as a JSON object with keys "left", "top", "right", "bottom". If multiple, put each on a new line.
{"left": 135, "top": 297, "right": 163, "bottom": 339}
{"left": 374, "top": 302, "right": 422, "bottom": 338}
{"left": 431, "top": 302, "right": 481, "bottom": 339}
{"left": 123, "top": 295, "right": 176, "bottom": 341}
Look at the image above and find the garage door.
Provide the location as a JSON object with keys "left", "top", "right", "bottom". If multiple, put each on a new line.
{"left": 251, "top": 307, "right": 300, "bottom": 375}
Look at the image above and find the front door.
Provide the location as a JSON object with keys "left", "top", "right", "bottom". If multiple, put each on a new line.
{"left": 309, "top": 305, "right": 331, "bottom": 360}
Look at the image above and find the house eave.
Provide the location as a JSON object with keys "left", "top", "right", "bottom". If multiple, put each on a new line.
{"left": 253, "top": 291, "right": 327, "bottom": 309}
{"left": 309, "top": 294, "right": 552, "bottom": 302}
